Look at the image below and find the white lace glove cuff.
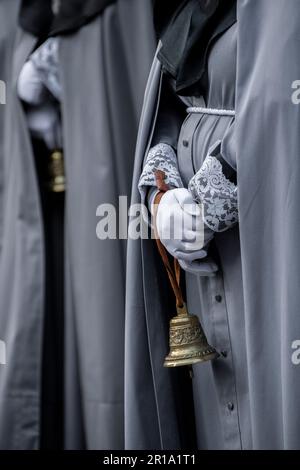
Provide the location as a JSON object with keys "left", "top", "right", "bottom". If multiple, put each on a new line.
{"left": 138, "top": 143, "right": 183, "bottom": 207}
{"left": 188, "top": 141, "right": 238, "bottom": 232}
{"left": 30, "top": 38, "right": 61, "bottom": 101}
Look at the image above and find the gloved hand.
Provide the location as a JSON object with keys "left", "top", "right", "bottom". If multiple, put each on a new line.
{"left": 155, "top": 188, "right": 218, "bottom": 275}
{"left": 18, "top": 38, "right": 61, "bottom": 102}
{"left": 17, "top": 38, "right": 62, "bottom": 150}
{"left": 26, "top": 102, "right": 62, "bottom": 150}
{"left": 18, "top": 60, "right": 49, "bottom": 105}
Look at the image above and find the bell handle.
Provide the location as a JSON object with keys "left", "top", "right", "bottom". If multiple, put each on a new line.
{"left": 176, "top": 303, "right": 189, "bottom": 317}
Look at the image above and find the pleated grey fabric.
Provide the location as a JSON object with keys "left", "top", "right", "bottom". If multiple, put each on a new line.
{"left": 60, "top": 0, "right": 155, "bottom": 450}
{"left": 0, "top": 0, "right": 41, "bottom": 449}
{"left": 236, "top": 0, "right": 300, "bottom": 449}
{"left": 0, "top": 0, "right": 155, "bottom": 449}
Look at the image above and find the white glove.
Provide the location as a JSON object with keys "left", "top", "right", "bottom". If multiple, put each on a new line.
{"left": 18, "top": 39, "right": 61, "bottom": 104}
{"left": 18, "top": 39, "right": 62, "bottom": 150}
{"left": 155, "top": 188, "right": 218, "bottom": 275}
{"left": 18, "top": 60, "right": 49, "bottom": 105}
{"left": 26, "top": 102, "right": 62, "bottom": 150}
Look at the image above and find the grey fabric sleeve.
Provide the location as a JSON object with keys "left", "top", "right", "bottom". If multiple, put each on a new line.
{"left": 138, "top": 75, "right": 185, "bottom": 206}
{"left": 151, "top": 75, "right": 186, "bottom": 150}
{"left": 221, "top": 119, "right": 236, "bottom": 171}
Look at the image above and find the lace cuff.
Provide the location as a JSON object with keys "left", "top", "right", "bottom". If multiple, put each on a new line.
{"left": 188, "top": 143, "right": 238, "bottom": 232}
{"left": 138, "top": 143, "right": 183, "bottom": 205}
{"left": 30, "top": 38, "right": 61, "bottom": 101}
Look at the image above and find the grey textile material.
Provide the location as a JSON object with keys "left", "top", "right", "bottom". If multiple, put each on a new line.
{"left": 125, "top": 52, "right": 197, "bottom": 450}
{"left": 59, "top": 0, "right": 155, "bottom": 450}
{"left": 0, "top": 1, "right": 42, "bottom": 450}
{"left": 126, "top": 0, "right": 300, "bottom": 450}
{"left": 125, "top": 22, "right": 241, "bottom": 450}
{"left": 236, "top": 0, "right": 300, "bottom": 449}
{"left": 0, "top": 0, "right": 155, "bottom": 449}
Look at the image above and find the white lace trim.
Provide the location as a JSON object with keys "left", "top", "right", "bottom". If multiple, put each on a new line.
{"left": 31, "top": 38, "right": 61, "bottom": 101}
{"left": 188, "top": 155, "right": 238, "bottom": 232}
{"left": 187, "top": 107, "right": 235, "bottom": 116}
{"left": 138, "top": 143, "right": 183, "bottom": 203}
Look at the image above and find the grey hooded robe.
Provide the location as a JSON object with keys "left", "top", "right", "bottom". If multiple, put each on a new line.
{"left": 0, "top": 0, "right": 155, "bottom": 450}
{"left": 125, "top": 0, "right": 300, "bottom": 450}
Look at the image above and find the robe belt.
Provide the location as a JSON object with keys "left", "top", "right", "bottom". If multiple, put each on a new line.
{"left": 186, "top": 106, "right": 235, "bottom": 116}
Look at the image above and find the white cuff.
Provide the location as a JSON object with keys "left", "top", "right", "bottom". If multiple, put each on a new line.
{"left": 189, "top": 148, "right": 238, "bottom": 232}
{"left": 138, "top": 143, "right": 183, "bottom": 206}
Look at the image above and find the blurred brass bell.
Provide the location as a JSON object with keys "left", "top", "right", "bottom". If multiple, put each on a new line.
{"left": 164, "top": 303, "right": 219, "bottom": 368}
{"left": 48, "top": 149, "right": 66, "bottom": 192}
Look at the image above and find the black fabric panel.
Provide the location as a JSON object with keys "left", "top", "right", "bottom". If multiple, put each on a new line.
{"left": 50, "top": 0, "right": 116, "bottom": 36}
{"left": 153, "top": 0, "right": 184, "bottom": 38}
{"left": 155, "top": 0, "right": 236, "bottom": 95}
{"left": 32, "top": 139, "right": 65, "bottom": 450}
{"left": 19, "top": 0, "right": 116, "bottom": 37}
{"left": 19, "top": 0, "right": 53, "bottom": 38}
{"left": 211, "top": 143, "right": 237, "bottom": 185}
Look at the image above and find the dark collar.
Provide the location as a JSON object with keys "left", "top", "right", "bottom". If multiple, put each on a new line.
{"left": 155, "top": 0, "right": 236, "bottom": 95}
{"left": 19, "top": 0, "right": 116, "bottom": 38}
{"left": 50, "top": 0, "right": 115, "bottom": 36}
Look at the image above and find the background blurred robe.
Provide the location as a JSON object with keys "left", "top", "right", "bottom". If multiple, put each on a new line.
{"left": 59, "top": 0, "right": 155, "bottom": 450}
{"left": 0, "top": 0, "right": 155, "bottom": 449}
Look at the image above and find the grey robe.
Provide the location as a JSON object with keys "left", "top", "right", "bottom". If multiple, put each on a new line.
{"left": 60, "top": 0, "right": 155, "bottom": 450}
{"left": 236, "top": 0, "right": 300, "bottom": 449}
{"left": 125, "top": 0, "right": 300, "bottom": 450}
{"left": 0, "top": 1, "right": 42, "bottom": 449}
{"left": 0, "top": 0, "right": 155, "bottom": 450}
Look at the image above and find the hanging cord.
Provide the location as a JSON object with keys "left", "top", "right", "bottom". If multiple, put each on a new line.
{"left": 154, "top": 170, "right": 195, "bottom": 378}
{"left": 153, "top": 170, "right": 184, "bottom": 308}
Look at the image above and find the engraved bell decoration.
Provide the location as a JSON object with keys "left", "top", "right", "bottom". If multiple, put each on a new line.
{"left": 48, "top": 149, "right": 66, "bottom": 193}
{"left": 164, "top": 303, "right": 219, "bottom": 367}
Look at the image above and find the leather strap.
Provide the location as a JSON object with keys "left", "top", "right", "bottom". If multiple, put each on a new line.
{"left": 154, "top": 170, "right": 184, "bottom": 308}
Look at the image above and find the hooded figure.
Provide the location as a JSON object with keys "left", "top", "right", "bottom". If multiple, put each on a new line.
{"left": 125, "top": 0, "right": 300, "bottom": 450}
{"left": 0, "top": 0, "right": 155, "bottom": 450}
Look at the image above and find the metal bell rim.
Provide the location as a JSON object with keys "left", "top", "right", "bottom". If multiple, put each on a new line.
{"left": 164, "top": 350, "right": 219, "bottom": 368}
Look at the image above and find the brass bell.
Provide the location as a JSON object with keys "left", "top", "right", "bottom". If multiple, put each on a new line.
{"left": 164, "top": 303, "right": 219, "bottom": 368}
{"left": 48, "top": 149, "right": 66, "bottom": 193}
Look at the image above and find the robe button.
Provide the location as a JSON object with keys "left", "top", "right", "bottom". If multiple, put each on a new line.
{"left": 183, "top": 139, "right": 189, "bottom": 147}
{"left": 227, "top": 402, "right": 234, "bottom": 412}
{"left": 215, "top": 295, "right": 222, "bottom": 303}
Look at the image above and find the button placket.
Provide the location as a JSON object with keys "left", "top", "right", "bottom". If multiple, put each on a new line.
{"left": 209, "top": 273, "right": 242, "bottom": 449}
